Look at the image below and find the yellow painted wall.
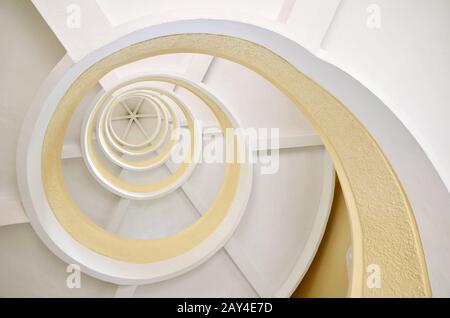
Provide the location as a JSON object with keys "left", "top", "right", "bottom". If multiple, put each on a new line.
{"left": 293, "top": 179, "right": 351, "bottom": 298}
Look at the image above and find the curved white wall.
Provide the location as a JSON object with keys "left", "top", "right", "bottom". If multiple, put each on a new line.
{"left": 319, "top": 0, "right": 450, "bottom": 192}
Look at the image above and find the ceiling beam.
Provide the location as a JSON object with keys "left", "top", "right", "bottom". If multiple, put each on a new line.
{"left": 173, "top": 54, "right": 215, "bottom": 92}
{"left": 62, "top": 142, "right": 82, "bottom": 159}
{"left": 286, "top": 0, "right": 342, "bottom": 53}
{"left": 0, "top": 199, "right": 29, "bottom": 227}
{"left": 255, "top": 133, "right": 323, "bottom": 151}
{"left": 31, "top": 0, "right": 114, "bottom": 61}
{"left": 276, "top": 0, "right": 297, "bottom": 23}
{"left": 105, "top": 198, "right": 130, "bottom": 233}
{"left": 163, "top": 158, "right": 272, "bottom": 297}
{"left": 183, "top": 55, "right": 215, "bottom": 84}
{"left": 114, "top": 284, "right": 137, "bottom": 298}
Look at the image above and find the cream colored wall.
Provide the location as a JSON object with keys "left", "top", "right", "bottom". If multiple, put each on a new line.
{"left": 0, "top": 0, "right": 116, "bottom": 297}
{"left": 0, "top": 0, "right": 65, "bottom": 200}
{"left": 0, "top": 224, "right": 116, "bottom": 297}
{"left": 293, "top": 180, "right": 351, "bottom": 298}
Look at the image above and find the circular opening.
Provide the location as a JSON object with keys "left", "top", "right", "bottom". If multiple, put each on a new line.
{"left": 108, "top": 95, "right": 161, "bottom": 148}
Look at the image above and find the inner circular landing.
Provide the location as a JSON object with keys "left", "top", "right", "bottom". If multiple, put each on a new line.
{"left": 108, "top": 95, "right": 161, "bottom": 148}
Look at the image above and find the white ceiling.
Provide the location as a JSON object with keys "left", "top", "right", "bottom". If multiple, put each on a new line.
{"left": 1, "top": 0, "right": 449, "bottom": 297}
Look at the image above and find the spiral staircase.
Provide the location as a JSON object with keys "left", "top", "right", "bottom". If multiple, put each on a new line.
{"left": 1, "top": 0, "right": 449, "bottom": 298}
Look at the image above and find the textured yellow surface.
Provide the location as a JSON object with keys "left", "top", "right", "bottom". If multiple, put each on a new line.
{"left": 42, "top": 34, "right": 430, "bottom": 297}
{"left": 293, "top": 180, "right": 351, "bottom": 297}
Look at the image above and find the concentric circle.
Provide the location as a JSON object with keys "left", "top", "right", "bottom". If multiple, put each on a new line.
{"left": 94, "top": 88, "right": 181, "bottom": 168}
{"left": 83, "top": 80, "right": 204, "bottom": 199}
{"left": 107, "top": 93, "right": 162, "bottom": 149}
{"left": 102, "top": 92, "right": 173, "bottom": 158}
